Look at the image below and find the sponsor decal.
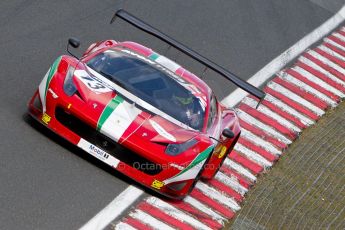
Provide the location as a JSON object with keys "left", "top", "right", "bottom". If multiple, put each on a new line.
{"left": 151, "top": 179, "right": 165, "bottom": 190}
{"left": 48, "top": 88, "right": 58, "bottom": 99}
{"left": 77, "top": 138, "right": 120, "bottom": 167}
{"left": 41, "top": 113, "right": 51, "bottom": 125}
{"left": 149, "top": 119, "right": 176, "bottom": 142}
{"left": 218, "top": 146, "right": 227, "bottom": 159}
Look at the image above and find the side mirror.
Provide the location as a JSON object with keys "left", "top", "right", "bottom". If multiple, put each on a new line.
{"left": 67, "top": 37, "right": 81, "bottom": 59}
{"left": 222, "top": 128, "right": 234, "bottom": 139}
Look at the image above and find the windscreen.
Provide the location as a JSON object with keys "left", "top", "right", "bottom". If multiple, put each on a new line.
{"left": 87, "top": 49, "right": 205, "bottom": 131}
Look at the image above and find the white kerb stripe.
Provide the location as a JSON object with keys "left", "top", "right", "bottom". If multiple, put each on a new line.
{"left": 234, "top": 143, "right": 273, "bottom": 168}
{"left": 129, "top": 209, "right": 175, "bottom": 230}
{"left": 215, "top": 171, "right": 248, "bottom": 195}
{"left": 298, "top": 56, "right": 345, "bottom": 87}
{"left": 241, "top": 128, "right": 282, "bottom": 156}
{"left": 146, "top": 197, "right": 212, "bottom": 230}
{"left": 195, "top": 182, "right": 241, "bottom": 212}
{"left": 114, "top": 222, "right": 137, "bottom": 230}
{"left": 264, "top": 94, "right": 314, "bottom": 126}
{"left": 278, "top": 71, "right": 337, "bottom": 107}
{"left": 332, "top": 32, "right": 345, "bottom": 43}
{"left": 223, "top": 158, "right": 257, "bottom": 182}
{"left": 236, "top": 109, "right": 292, "bottom": 144}
{"left": 324, "top": 37, "right": 345, "bottom": 53}
{"left": 183, "top": 196, "right": 226, "bottom": 224}
{"left": 80, "top": 186, "right": 144, "bottom": 230}
{"left": 319, "top": 44, "right": 345, "bottom": 62}
{"left": 292, "top": 66, "right": 345, "bottom": 98}
{"left": 267, "top": 81, "right": 325, "bottom": 116}
{"left": 242, "top": 97, "right": 301, "bottom": 133}
{"left": 307, "top": 50, "right": 345, "bottom": 75}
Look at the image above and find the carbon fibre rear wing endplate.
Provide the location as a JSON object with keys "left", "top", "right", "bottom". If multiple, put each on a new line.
{"left": 111, "top": 9, "right": 266, "bottom": 107}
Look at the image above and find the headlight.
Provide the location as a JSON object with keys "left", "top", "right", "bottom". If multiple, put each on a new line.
{"left": 165, "top": 138, "right": 198, "bottom": 156}
{"left": 63, "top": 66, "right": 77, "bottom": 96}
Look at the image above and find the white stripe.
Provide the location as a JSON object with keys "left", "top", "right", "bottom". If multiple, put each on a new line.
{"left": 101, "top": 101, "right": 141, "bottom": 142}
{"left": 80, "top": 186, "right": 144, "bottom": 230}
{"left": 278, "top": 71, "right": 337, "bottom": 107}
{"left": 195, "top": 182, "right": 241, "bottom": 212}
{"left": 242, "top": 97, "right": 301, "bottom": 133}
{"left": 319, "top": 44, "right": 345, "bottom": 61}
{"left": 324, "top": 37, "right": 345, "bottom": 53}
{"left": 129, "top": 209, "right": 175, "bottom": 230}
{"left": 184, "top": 196, "right": 226, "bottom": 224}
{"left": 214, "top": 171, "right": 248, "bottom": 195}
{"left": 292, "top": 66, "right": 345, "bottom": 98}
{"left": 236, "top": 109, "right": 292, "bottom": 144}
{"left": 38, "top": 68, "right": 50, "bottom": 113}
{"left": 264, "top": 94, "right": 314, "bottom": 126}
{"left": 221, "top": 5, "right": 345, "bottom": 107}
{"left": 223, "top": 158, "right": 257, "bottom": 182}
{"left": 267, "top": 81, "right": 325, "bottom": 116}
{"left": 234, "top": 143, "right": 273, "bottom": 168}
{"left": 114, "top": 222, "right": 137, "bottom": 230}
{"left": 154, "top": 55, "right": 181, "bottom": 72}
{"left": 240, "top": 128, "right": 282, "bottom": 156}
{"left": 332, "top": 32, "right": 345, "bottom": 43}
{"left": 307, "top": 50, "right": 345, "bottom": 75}
{"left": 146, "top": 197, "right": 212, "bottom": 230}
{"left": 298, "top": 56, "right": 345, "bottom": 87}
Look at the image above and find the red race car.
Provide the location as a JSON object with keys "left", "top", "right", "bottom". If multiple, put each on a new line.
{"left": 28, "top": 10, "right": 265, "bottom": 199}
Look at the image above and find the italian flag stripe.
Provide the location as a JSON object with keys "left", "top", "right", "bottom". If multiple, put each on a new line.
{"left": 97, "top": 95, "right": 124, "bottom": 130}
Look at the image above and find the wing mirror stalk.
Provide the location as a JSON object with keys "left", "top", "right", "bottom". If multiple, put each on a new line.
{"left": 209, "top": 128, "right": 235, "bottom": 144}
{"left": 67, "top": 37, "right": 81, "bottom": 59}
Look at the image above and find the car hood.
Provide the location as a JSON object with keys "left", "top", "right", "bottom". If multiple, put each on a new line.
{"left": 72, "top": 64, "right": 198, "bottom": 144}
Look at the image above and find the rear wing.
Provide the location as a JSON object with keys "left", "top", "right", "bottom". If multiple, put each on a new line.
{"left": 111, "top": 9, "right": 265, "bottom": 106}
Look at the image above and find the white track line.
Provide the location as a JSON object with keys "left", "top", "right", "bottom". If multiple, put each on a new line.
{"left": 267, "top": 81, "right": 325, "bottom": 116}
{"left": 221, "top": 5, "right": 345, "bottom": 107}
{"left": 146, "top": 197, "right": 212, "bottom": 230}
{"left": 292, "top": 65, "right": 345, "bottom": 98}
{"left": 81, "top": 5, "right": 345, "bottom": 229}
{"left": 129, "top": 209, "right": 175, "bottom": 230}
{"left": 79, "top": 186, "right": 143, "bottom": 230}
{"left": 278, "top": 71, "right": 337, "bottom": 107}
{"left": 223, "top": 158, "right": 257, "bottom": 182}
{"left": 242, "top": 97, "right": 301, "bottom": 133}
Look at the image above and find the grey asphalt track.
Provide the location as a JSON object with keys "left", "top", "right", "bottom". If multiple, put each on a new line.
{"left": 0, "top": 0, "right": 343, "bottom": 229}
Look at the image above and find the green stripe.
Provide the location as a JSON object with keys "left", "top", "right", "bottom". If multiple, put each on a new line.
{"left": 173, "top": 145, "right": 214, "bottom": 178}
{"left": 149, "top": 53, "right": 159, "bottom": 60}
{"left": 97, "top": 95, "right": 124, "bottom": 130}
{"left": 44, "top": 56, "right": 62, "bottom": 100}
